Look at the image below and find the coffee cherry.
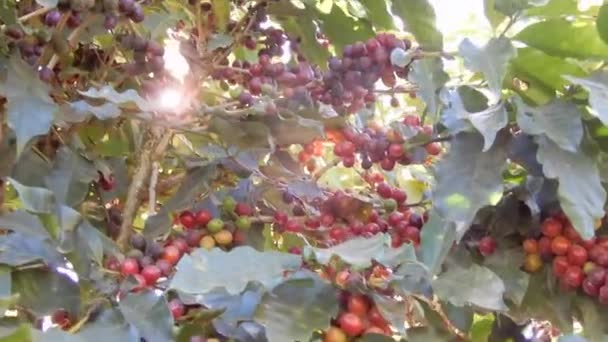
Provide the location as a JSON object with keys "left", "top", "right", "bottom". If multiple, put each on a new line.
{"left": 551, "top": 236, "right": 571, "bottom": 256}
{"left": 214, "top": 230, "right": 233, "bottom": 246}
{"left": 222, "top": 196, "right": 237, "bottom": 213}
{"left": 523, "top": 253, "right": 543, "bottom": 273}
{"left": 130, "top": 234, "right": 146, "bottom": 251}
{"left": 376, "top": 183, "right": 392, "bottom": 199}
{"left": 562, "top": 266, "right": 584, "bottom": 288}
{"left": 179, "top": 211, "right": 196, "bottom": 229}
{"left": 599, "top": 285, "right": 608, "bottom": 304}
{"left": 522, "top": 239, "right": 539, "bottom": 254}
{"left": 39, "top": 67, "right": 55, "bottom": 83}
{"left": 155, "top": 259, "right": 172, "bottom": 276}
{"left": 567, "top": 244, "right": 588, "bottom": 266}
{"left": 185, "top": 229, "right": 203, "bottom": 247}
{"left": 172, "top": 238, "right": 189, "bottom": 255}
{"left": 5, "top": 25, "right": 24, "bottom": 40}
{"left": 141, "top": 265, "right": 162, "bottom": 285}
{"left": 162, "top": 245, "right": 181, "bottom": 265}
{"left": 391, "top": 189, "right": 407, "bottom": 204}
{"left": 207, "top": 218, "right": 224, "bottom": 233}
{"left": 195, "top": 210, "right": 212, "bottom": 226}
{"left": 583, "top": 278, "right": 600, "bottom": 296}
{"left": 542, "top": 217, "right": 563, "bottom": 238}
{"left": 324, "top": 327, "right": 347, "bottom": 342}
{"left": 120, "top": 257, "right": 140, "bottom": 276}
{"left": 235, "top": 216, "right": 252, "bottom": 230}
{"left": 104, "top": 14, "right": 118, "bottom": 30}
{"left": 338, "top": 312, "right": 365, "bottom": 337}
{"left": 235, "top": 203, "right": 253, "bottom": 216}
{"left": 45, "top": 10, "right": 62, "bottom": 27}
{"left": 368, "top": 306, "right": 386, "bottom": 327}
{"left": 538, "top": 236, "right": 553, "bottom": 257}
{"left": 552, "top": 256, "right": 569, "bottom": 277}
{"left": 478, "top": 236, "right": 497, "bottom": 256}
{"left": 98, "top": 172, "right": 116, "bottom": 191}
{"left": 587, "top": 267, "right": 606, "bottom": 286}
{"left": 51, "top": 309, "right": 70, "bottom": 326}
{"left": 347, "top": 295, "right": 369, "bottom": 316}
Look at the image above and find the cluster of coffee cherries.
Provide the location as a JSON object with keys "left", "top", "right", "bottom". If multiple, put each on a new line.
{"left": 323, "top": 292, "right": 392, "bottom": 341}
{"left": 104, "top": 197, "right": 254, "bottom": 290}
{"left": 273, "top": 182, "right": 425, "bottom": 248}
{"left": 117, "top": 34, "right": 165, "bottom": 77}
{"left": 217, "top": 30, "right": 415, "bottom": 114}
{"left": 298, "top": 116, "right": 442, "bottom": 172}
{"left": 520, "top": 213, "right": 608, "bottom": 303}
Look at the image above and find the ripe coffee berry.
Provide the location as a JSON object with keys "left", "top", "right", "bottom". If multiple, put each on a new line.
{"left": 168, "top": 298, "right": 185, "bottom": 319}
{"left": 567, "top": 244, "right": 588, "bottom": 266}
{"left": 478, "top": 236, "right": 497, "bottom": 256}
{"left": 120, "top": 257, "right": 140, "bottom": 276}
{"left": 338, "top": 312, "right": 365, "bottom": 337}
{"left": 162, "top": 245, "right": 181, "bottom": 265}
{"left": 141, "top": 265, "right": 162, "bottom": 285}
{"left": 179, "top": 211, "right": 196, "bottom": 229}
{"left": 542, "top": 217, "right": 563, "bottom": 237}
{"left": 551, "top": 236, "right": 571, "bottom": 256}
{"left": 195, "top": 210, "right": 212, "bottom": 226}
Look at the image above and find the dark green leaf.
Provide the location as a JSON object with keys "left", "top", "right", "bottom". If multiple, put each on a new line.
{"left": 510, "top": 47, "right": 586, "bottom": 95}
{"left": 515, "top": 19, "right": 608, "bottom": 59}
{"left": 254, "top": 271, "right": 338, "bottom": 342}
{"left": 0, "top": 210, "right": 51, "bottom": 237}
{"left": 420, "top": 212, "right": 457, "bottom": 275}
{"left": 12, "top": 269, "right": 81, "bottom": 316}
{"left": 317, "top": 4, "right": 374, "bottom": 53}
{"left": 119, "top": 291, "right": 174, "bottom": 342}
{"left": 170, "top": 246, "right": 301, "bottom": 295}
{"left": 303, "top": 233, "right": 416, "bottom": 269}
{"left": 564, "top": 72, "right": 608, "bottom": 126}
{"left": 536, "top": 136, "right": 606, "bottom": 240}
{"left": 409, "top": 58, "right": 448, "bottom": 119}
{"left": 483, "top": 248, "right": 530, "bottom": 305}
{"left": 432, "top": 132, "right": 508, "bottom": 232}
{"left": 597, "top": 4, "right": 608, "bottom": 45}
{"left": 9, "top": 177, "right": 56, "bottom": 214}
{"left": 392, "top": 0, "right": 443, "bottom": 52}
{"left": 515, "top": 98, "right": 583, "bottom": 153}
{"left": 44, "top": 147, "right": 97, "bottom": 206}
{"left": 372, "top": 294, "right": 406, "bottom": 334}
{"left": 359, "top": 0, "right": 395, "bottom": 30}
{"left": 433, "top": 264, "right": 507, "bottom": 311}
{"left": 0, "top": 232, "right": 63, "bottom": 267}
{"left": 392, "top": 261, "right": 433, "bottom": 297}
{"left": 1, "top": 56, "right": 57, "bottom": 156}
{"left": 459, "top": 37, "right": 516, "bottom": 100}
{"left": 268, "top": 116, "right": 325, "bottom": 146}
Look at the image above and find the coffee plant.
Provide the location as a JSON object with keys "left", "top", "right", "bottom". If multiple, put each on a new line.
{"left": 1, "top": 0, "right": 608, "bottom": 341}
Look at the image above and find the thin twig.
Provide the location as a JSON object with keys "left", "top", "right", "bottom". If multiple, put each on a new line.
{"left": 0, "top": 7, "right": 51, "bottom": 29}
{"left": 48, "top": 14, "right": 94, "bottom": 69}
{"left": 116, "top": 129, "right": 172, "bottom": 250}
{"left": 148, "top": 161, "right": 160, "bottom": 215}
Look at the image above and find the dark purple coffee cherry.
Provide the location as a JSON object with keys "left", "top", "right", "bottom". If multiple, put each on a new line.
{"left": 129, "top": 4, "right": 145, "bottom": 23}
{"left": 44, "top": 10, "right": 62, "bottom": 27}
{"left": 118, "top": 0, "right": 135, "bottom": 13}
{"left": 38, "top": 67, "right": 54, "bottom": 83}
{"left": 104, "top": 14, "right": 118, "bottom": 30}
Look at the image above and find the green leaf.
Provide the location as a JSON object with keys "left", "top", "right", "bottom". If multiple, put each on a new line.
{"left": 433, "top": 264, "right": 507, "bottom": 311}
{"left": 525, "top": 0, "right": 579, "bottom": 17}
{"left": 303, "top": 233, "right": 416, "bottom": 269}
{"left": 483, "top": 248, "right": 530, "bottom": 306}
{"left": 574, "top": 297, "right": 604, "bottom": 342}
{"left": 0, "top": 325, "right": 31, "bottom": 342}
{"left": 317, "top": 4, "right": 374, "bottom": 53}
{"left": 563, "top": 72, "right": 608, "bottom": 127}
{"left": 468, "top": 103, "right": 508, "bottom": 152}
{"left": 275, "top": 14, "right": 331, "bottom": 68}
{"left": 409, "top": 58, "right": 448, "bottom": 120}
{"left": 483, "top": 0, "right": 507, "bottom": 28}
{"left": 510, "top": 47, "right": 587, "bottom": 94}
{"left": 211, "top": 0, "right": 230, "bottom": 32}
{"left": 372, "top": 294, "right": 406, "bottom": 334}
{"left": 515, "top": 19, "right": 608, "bottom": 59}
{"left": 119, "top": 291, "right": 174, "bottom": 342}
{"left": 392, "top": 260, "right": 433, "bottom": 297}
{"left": 0, "top": 1, "right": 17, "bottom": 27}
{"left": 2, "top": 56, "right": 57, "bottom": 156}
{"left": 432, "top": 132, "right": 508, "bottom": 232}
{"left": 59, "top": 101, "right": 121, "bottom": 123}
{"left": 0, "top": 233, "right": 63, "bottom": 267}
{"left": 515, "top": 98, "right": 583, "bottom": 153}
{"left": 392, "top": 0, "right": 443, "bottom": 52}
{"left": 254, "top": 271, "right": 338, "bottom": 342}
{"left": 78, "top": 86, "right": 153, "bottom": 112}
{"left": 493, "top": 0, "right": 549, "bottom": 16}
{"left": 0, "top": 210, "right": 51, "bottom": 237}
{"left": 359, "top": 0, "right": 395, "bottom": 30}
{"left": 470, "top": 314, "right": 494, "bottom": 342}
{"left": 268, "top": 116, "right": 325, "bottom": 146}
{"left": 420, "top": 212, "right": 457, "bottom": 275}
{"left": 597, "top": 4, "right": 608, "bottom": 45}
{"left": 536, "top": 136, "right": 606, "bottom": 240}
{"left": 458, "top": 37, "right": 516, "bottom": 101}
{"left": 170, "top": 246, "right": 301, "bottom": 295}
{"left": 12, "top": 269, "right": 81, "bottom": 316}
{"left": 8, "top": 178, "right": 55, "bottom": 214}
{"left": 44, "top": 148, "right": 97, "bottom": 206}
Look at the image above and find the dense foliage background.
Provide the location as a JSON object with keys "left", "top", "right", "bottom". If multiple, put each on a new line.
{"left": 1, "top": 0, "right": 608, "bottom": 341}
